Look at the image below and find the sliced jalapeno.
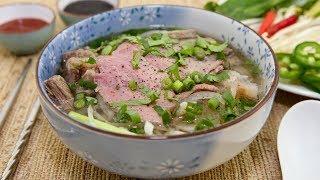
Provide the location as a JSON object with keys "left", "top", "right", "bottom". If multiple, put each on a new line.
{"left": 293, "top": 41, "right": 320, "bottom": 68}
{"left": 276, "top": 53, "right": 302, "bottom": 80}
{"left": 301, "top": 69, "right": 320, "bottom": 92}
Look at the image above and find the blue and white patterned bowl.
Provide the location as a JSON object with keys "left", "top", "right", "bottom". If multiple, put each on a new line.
{"left": 36, "top": 5, "right": 278, "bottom": 178}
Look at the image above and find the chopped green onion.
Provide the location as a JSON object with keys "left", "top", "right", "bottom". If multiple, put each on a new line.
{"left": 205, "top": 71, "right": 230, "bottom": 83}
{"left": 126, "top": 110, "right": 141, "bottom": 124}
{"left": 128, "top": 80, "right": 138, "bottom": 91}
{"left": 195, "top": 118, "right": 214, "bottom": 131}
{"left": 153, "top": 105, "right": 171, "bottom": 125}
{"left": 75, "top": 93, "right": 85, "bottom": 100}
{"left": 132, "top": 50, "right": 142, "bottom": 69}
{"left": 195, "top": 36, "right": 209, "bottom": 49}
{"left": 182, "top": 77, "right": 195, "bottom": 91}
{"left": 186, "top": 102, "right": 203, "bottom": 115}
{"left": 172, "top": 80, "right": 184, "bottom": 93}
{"left": 110, "top": 98, "right": 152, "bottom": 107}
{"left": 208, "top": 42, "right": 228, "bottom": 52}
{"left": 208, "top": 97, "right": 220, "bottom": 110}
{"left": 74, "top": 99, "right": 86, "bottom": 109}
{"left": 221, "top": 107, "right": 236, "bottom": 122}
{"left": 69, "top": 111, "right": 135, "bottom": 135}
{"left": 161, "top": 77, "right": 173, "bottom": 90}
{"left": 194, "top": 47, "right": 206, "bottom": 60}
{"left": 101, "top": 45, "right": 113, "bottom": 55}
{"left": 164, "top": 90, "right": 176, "bottom": 101}
{"left": 177, "top": 53, "right": 186, "bottom": 66}
{"left": 222, "top": 90, "right": 236, "bottom": 107}
{"left": 148, "top": 91, "right": 160, "bottom": 103}
{"left": 86, "top": 96, "right": 98, "bottom": 106}
{"left": 184, "top": 112, "right": 196, "bottom": 123}
{"left": 128, "top": 124, "right": 145, "bottom": 134}
{"left": 167, "top": 64, "right": 181, "bottom": 81}
{"left": 78, "top": 79, "right": 97, "bottom": 90}
{"left": 190, "top": 71, "right": 204, "bottom": 83}
{"left": 87, "top": 57, "right": 96, "bottom": 64}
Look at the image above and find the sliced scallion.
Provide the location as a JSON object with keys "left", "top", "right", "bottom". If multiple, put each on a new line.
{"left": 128, "top": 80, "right": 138, "bottom": 91}
{"left": 153, "top": 105, "right": 171, "bottom": 125}
{"left": 172, "top": 80, "right": 184, "bottom": 93}
{"left": 131, "top": 50, "right": 142, "bottom": 69}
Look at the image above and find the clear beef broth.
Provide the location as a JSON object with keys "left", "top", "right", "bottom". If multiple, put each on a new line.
{"left": 45, "top": 28, "right": 262, "bottom": 136}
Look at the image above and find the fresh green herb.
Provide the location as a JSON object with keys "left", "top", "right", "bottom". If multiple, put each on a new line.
{"left": 128, "top": 80, "right": 138, "bottom": 91}
{"left": 196, "top": 36, "right": 209, "bottom": 48}
{"left": 147, "top": 33, "right": 175, "bottom": 47}
{"left": 208, "top": 97, "right": 220, "bottom": 110}
{"left": 74, "top": 99, "right": 86, "bottom": 109}
{"left": 184, "top": 112, "right": 196, "bottom": 124}
{"left": 164, "top": 48, "right": 176, "bottom": 57}
{"left": 172, "top": 80, "right": 184, "bottom": 93}
{"left": 194, "top": 47, "right": 206, "bottom": 60}
{"left": 208, "top": 42, "right": 228, "bottom": 52}
{"left": 206, "top": 0, "right": 287, "bottom": 21}
{"left": 182, "top": 76, "right": 195, "bottom": 91}
{"left": 195, "top": 118, "right": 215, "bottom": 131}
{"left": 222, "top": 90, "right": 236, "bottom": 107}
{"left": 151, "top": 33, "right": 163, "bottom": 40}
{"left": 190, "top": 71, "right": 204, "bottom": 84}
{"left": 78, "top": 79, "right": 97, "bottom": 90}
{"left": 87, "top": 57, "right": 96, "bottom": 64}
{"left": 204, "top": 1, "right": 218, "bottom": 11}
{"left": 132, "top": 50, "right": 142, "bottom": 69}
{"left": 86, "top": 96, "right": 98, "bottom": 106}
{"left": 244, "top": 60, "right": 262, "bottom": 77}
{"left": 180, "top": 41, "right": 195, "bottom": 56}
{"left": 68, "top": 83, "right": 77, "bottom": 91}
{"left": 101, "top": 45, "right": 113, "bottom": 55}
{"left": 216, "top": 52, "right": 226, "bottom": 60}
{"left": 88, "top": 37, "right": 105, "bottom": 49}
{"left": 114, "top": 104, "right": 141, "bottom": 124}
{"left": 153, "top": 105, "right": 172, "bottom": 125}
{"left": 161, "top": 77, "right": 173, "bottom": 90}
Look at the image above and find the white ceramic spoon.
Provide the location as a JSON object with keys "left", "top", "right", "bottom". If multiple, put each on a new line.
{"left": 278, "top": 100, "right": 320, "bottom": 180}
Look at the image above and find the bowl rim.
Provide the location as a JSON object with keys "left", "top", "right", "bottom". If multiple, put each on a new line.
{"left": 0, "top": 2, "right": 56, "bottom": 35}
{"left": 56, "top": 0, "right": 120, "bottom": 18}
{"left": 36, "top": 4, "right": 279, "bottom": 141}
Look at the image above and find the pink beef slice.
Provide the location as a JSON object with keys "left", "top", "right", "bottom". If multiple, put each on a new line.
{"left": 94, "top": 42, "right": 175, "bottom": 124}
{"left": 180, "top": 57, "right": 223, "bottom": 78}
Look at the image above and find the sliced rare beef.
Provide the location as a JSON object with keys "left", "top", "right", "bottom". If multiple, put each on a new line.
{"left": 44, "top": 75, "right": 74, "bottom": 111}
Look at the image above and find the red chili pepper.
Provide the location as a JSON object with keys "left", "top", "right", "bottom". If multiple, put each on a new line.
{"left": 267, "top": 15, "right": 298, "bottom": 37}
{"left": 258, "top": 10, "right": 277, "bottom": 35}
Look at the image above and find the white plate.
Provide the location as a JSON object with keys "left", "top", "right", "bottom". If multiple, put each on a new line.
{"left": 278, "top": 82, "right": 320, "bottom": 100}
{"left": 244, "top": 20, "right": 320, "bottom": 100}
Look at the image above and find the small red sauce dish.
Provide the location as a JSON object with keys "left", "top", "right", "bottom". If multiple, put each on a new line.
{"left": 0, "top": 3, "right": 55, "bottom": 55}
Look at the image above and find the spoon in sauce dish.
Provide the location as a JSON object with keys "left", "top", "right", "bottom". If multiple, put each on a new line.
{"left": 278, "top": 100, "right": 320, "bottom": 180}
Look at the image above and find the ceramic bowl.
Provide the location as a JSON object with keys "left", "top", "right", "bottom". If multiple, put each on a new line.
{"left": 37, "top": 5, "right": 278, "bottom": 178}
{"left": 57, "top": 0, "right": 119, "bottom": 25}
{"left": 0, "top": 3, "right": 55, "bottom": 55}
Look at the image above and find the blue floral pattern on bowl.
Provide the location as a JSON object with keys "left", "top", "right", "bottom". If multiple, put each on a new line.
{"left": 37, "top": 5, "right": 277, "bottom": 178}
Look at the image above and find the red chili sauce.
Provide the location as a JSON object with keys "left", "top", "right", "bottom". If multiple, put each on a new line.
{"left": 0, "top": 18, "right": 49, "bottom": 33}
